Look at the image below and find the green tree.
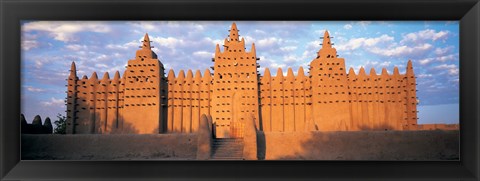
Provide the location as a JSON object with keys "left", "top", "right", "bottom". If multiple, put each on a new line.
{"left": 53, "top": 113, "right": 66, "bottom": 134}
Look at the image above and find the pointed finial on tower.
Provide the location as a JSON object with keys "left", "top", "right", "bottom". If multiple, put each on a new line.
{"left": 406, "top": 60, "right": 414, "bottom": 75}
{"left": 229, "top": 22, "right": 240, "bottom": 41}
{"left": 251, "top": 43, "right": 256, "bottom": 54}
{"left": 215, "top": 44, "right": 221, "bottom": 54}
{"left": 69, "top": 61, "right": 77, "bottom": 77}
{"left": 142, "top": 33, "right": 152, "bottom": 50}
{"left": 322, "top": 30, "right": 332, "bottom": 48}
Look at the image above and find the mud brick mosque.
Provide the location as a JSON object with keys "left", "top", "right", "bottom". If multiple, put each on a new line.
{"left": 66, "top": 23, "right": 420, "bottom": 137}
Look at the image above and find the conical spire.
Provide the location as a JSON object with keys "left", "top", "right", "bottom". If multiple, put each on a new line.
{"left": 167, "top": 69, "right": 176, "bottom": 80}
{"left": 102, "top": 72, "right": 110, "bottom": 80}
{"left": 69, "top": 61, "right": 77, "bottom": 77}
{"left": 194, "top": 69, "right": 202, "bottom": 79}
{"left": 90, "top": 72, "right": 98, "bottom": 80}
{"left": 348, "top": 67, "right": 356, "bottom": 76}
{"left": 298, "top": 66, "right": 305, "bottom": 77}
{"left": 251, "top": 43, "right": 256, "bottom": 54}
{"left": 358, "top": 67, "right": 366, "bottom": 76}
{"left": 317, "top": 30, "right": 337, "bottom": 59}
{"left": 393, "top": 66, "right": 400, "bottom": 76}
{"left": 322, "top": 30, "right": 332, "bottom": 48}
{"left": 114, "top": 71, "right": 120, "bottom": 80}
{"left": 20, "top": 114, "right": 27, "bottom": 125}
{"left": 142, "top": 33, "right": 152, "bottom": 50}
{"left": 32, "top": 115, "right": 42, "bottom": 126}
{"left": 264, "top": 68, "right": 271, "bottom": 78}
{"left": 178, "top": 69, "right": 185, "bottom": 79}
{"left": 229, "top": 22, "right": 240, "bottom": 41}
{"left": 370, "top": 68, "right": 377, "bottom": 76}
{"left": 406, "top": 60, "right": 414, "bottom": 75}
{"left": 44, "top": 117, "right": 53, "bottom": 134}
{"left": 287, "top": 67, "right": 294, "bottom": 78}
{"left": 186, "top": 69, "right": 194, "bottom": 83}
{"left": 276, "top": 68, "right": 284, "bottom": 78}
{"left": 204, "top": 68, "right": 211, "bottom": 77}
{"left": 215, "top": 44, "right": 221, "bottom": 54}
{"left": 381, "top": 68, "right": 389, "bottom": 76}
{"left": 203, "top": 69, "right": 212, "bottom": 82}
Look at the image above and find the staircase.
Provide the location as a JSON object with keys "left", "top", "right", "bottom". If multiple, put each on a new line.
{"left": 210, "top": 138, "right": 244, "bottom": 160}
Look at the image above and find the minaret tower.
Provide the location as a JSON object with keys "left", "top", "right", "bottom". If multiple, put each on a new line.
{"left": 122, "top": 33, "right": 167, "bottom": 134}
{"left": 211, "top": 23, "right": 260, "bottom": 138}
{"left": 309, "top": 31, "right": 351, "bottom": 131}
{"left": 66, "top": 61, "right": 78, "bottom": 134}
{"left": 404, "top": 60, "right": 418, "bottom": 130}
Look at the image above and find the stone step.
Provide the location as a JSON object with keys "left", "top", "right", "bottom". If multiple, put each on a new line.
{"left": 212, "top": 151, "right": 243, "bottom": 155}
{"left": 209, "top": 157, "right": 244, "bottom": 160}
{"left": 213, "top": 144, "right": 243, "bottom": 147}
{"left": 210, "top": 138, "right": 245, "bottom": 160}
{"left": 213, "top": 139, "right": 244, "bottom": 142}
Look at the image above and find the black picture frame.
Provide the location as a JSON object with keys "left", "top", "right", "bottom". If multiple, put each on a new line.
{"left": 1, "top": 0, "right": 478, "bottom": 180}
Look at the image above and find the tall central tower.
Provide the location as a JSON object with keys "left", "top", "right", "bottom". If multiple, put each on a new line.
{"left": 122, "top": 34, "right": 167, "bottom": 134}
{"left": 211, "top": 23, "right": 260, "bottom": 138}
{"left": 309, "top": 31, "right": 351, "bottom": 131}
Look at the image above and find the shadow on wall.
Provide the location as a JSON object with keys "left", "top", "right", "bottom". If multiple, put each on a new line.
{"left": 357, "top": 124, "right": 396, "bottom": 131}
{"left": 72, "top": 111, "right": 140, "bottom": 134}
{"left": 256, "top": 130, "right": 459, "bottom": 160}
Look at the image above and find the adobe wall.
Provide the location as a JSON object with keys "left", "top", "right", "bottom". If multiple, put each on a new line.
{"left": 166, "top": 69, "right": 213, "bottom": 134}
{"left": 257, "top": 130, "right": 459, "bottom": 160}
{"left": 22, "top": 134, "right": 197, "bottom": 160}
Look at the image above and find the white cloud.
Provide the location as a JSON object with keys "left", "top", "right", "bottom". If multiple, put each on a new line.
{"left": 23, "top": 21, "right": 111, "bottom": 42}
{"left": 343, "top": 24, "right": 352, "bottom": 30}
{"left": 369, "top": 43, "right": 433, "bottom": 57}
{"left": 419, "top": 58, "right": 435, "bottom": 65}
{"left": 25, "top": 86, "right": 45, "bottom": 92}
{"left": 279, "top": 46, "right": 297, "bottom": 52}
{"left": 256, "top": 37, "right": 283, "bottom": 48}
{"left": 434, "top": 46, "right": 454, "bottom": 56}
{"left": 434, "top": 64, "right": 459, "bottom": 75}
{"left": 41, "top": 97, "right": 64, "bottom": 107}
{"left": 417, "top": 74, "right": 433, "bottom": 78}
{"left": 336, "top": 34, "right": 394, "bottom": 51}
{"left": 65, "top": 44, "right": 87, "bottom": 51}
{"left": 106, "top": 40, "right": 139, "bottom": 50}
{"left": 401, "top": 29, "right": 450, "bottom": 44}
{"left": 22, "top": 40, "right": 39, "bottom": 51}
{"left": 151, "top": 36, "right": 185, "bottom": 48}
{"left": 193, "top": 51, "right": 214, "bottom": 59}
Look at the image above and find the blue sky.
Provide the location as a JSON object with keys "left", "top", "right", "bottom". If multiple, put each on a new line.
{"left": 20, "top": 21, "right": 459, "bottom": 124}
